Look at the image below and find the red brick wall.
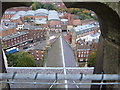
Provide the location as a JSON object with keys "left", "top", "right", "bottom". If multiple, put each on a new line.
{"left": 0, "top": 27, "right": 16, "bottom": 37}
{"left": 28, "top": 50, "right": 43, "bottom": 61}
{"left": 77, "top": 50, "right": 90, "bottom": 62}
{"left": 2, "top": 14, "right": 14, "bottom": 19}
{"left": 3, "top": 33, "right": 28, "bottom": 48}
{"left": 64, "top": 34, "right": 72, "bottom": 44}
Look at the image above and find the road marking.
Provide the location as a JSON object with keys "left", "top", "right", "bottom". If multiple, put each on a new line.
{"left": 60, "top": 36, "right": 68, "bottom": 89}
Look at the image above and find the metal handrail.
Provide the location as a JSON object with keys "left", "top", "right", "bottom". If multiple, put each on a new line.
{"left": 0, "top": 73, "right": 119, "bottom": 81}
{"left": 0, "top": 81, "right": 120, "bottom": 85}
{"left": 6, "top": 67, "right": 94, "bottom": 69}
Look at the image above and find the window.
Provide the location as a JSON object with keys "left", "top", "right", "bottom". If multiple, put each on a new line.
{"left": 86, "top": 54, "right": 88, "bottom": 57}
{"left": 80, "top": 58, "right": 83, "bottom": 62}
{"left": 84, "top": 54, "right": 86, "bottom": 57}
{"left": 37, "top": 58, "right": 39, "bottom": 60}
{"left": 36, "top": 51, "right": 38, "bottom": 53}
{"left": 81, "top": 54, "right": 83, "bottom": 57}
{"left": 87, "top": 51, "right": 89, "bottom": 53}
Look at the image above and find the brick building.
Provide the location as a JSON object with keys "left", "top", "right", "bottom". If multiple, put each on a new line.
{"left": 28, "top": 49, "right": 43, "bottom": 61}
{"left": 48, "top": 21, "right": 61, "bottom": 33}
{"left": 73, "top": 23, "right": 99, "bottom": 38}
{"left": 73, "top": 19, "right": 82, "bottom": 26}
{"left": 2, "top": 6, "right": 31, "bottom": 20}
{"left": 64, "top": 33, "right": 72, "bottom": 44}
{"left": 2, "top": 11, "right": 16, "bottom": 19}
{"left": 77, "top": 44, "right": 91, "bottom": 62}
{"left": 6, "top": 7, "right": 32, "bottom": 12}
{"left": 0, "top": 25, "right": 16, "bottom": 37}
{"left": 22, "top": 25, "right": 47, "bottom": 42}
{"left": 28, "top": 29, "right": 46, "bottom": 42}
{"left": 2, "top": 31, "right": 29, "bottom": 48}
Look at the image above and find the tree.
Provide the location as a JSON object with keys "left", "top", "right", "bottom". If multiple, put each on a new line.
{"left": 16, "top": 52, "right": 35, "bottom": 67}
{"left": 24, "top": 17, "right": 30, "bottom": 22}
{"left": 7, "top": 53, "right": 17, "bottom": 67}
{"left": 2, "top": 42, "right": 7, "bottom": 49}
{"left": 44, "top": 3, "right": 55, "bottom": 10}
{"left": 7, "top": 52, "right": 36, "bottom": 67}
{"left": 32, "top": 2, "right": 44, "bottom": 10}
{"left": 32, "top": 2, "right": 57, "bottom": 10}
{"left": 88, "top": 52, "right": 96, "bottom": 67}
{"left": 91, "top": 15, "right": 98, "bottom": 21}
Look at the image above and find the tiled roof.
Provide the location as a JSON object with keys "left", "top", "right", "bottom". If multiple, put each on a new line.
{"left": 49, "top": 21, "right": 61, "bottom": 26}
{"left": 73, "top": 19, "right": 81, "bottom": 25}
{"left": 2, "top": 31, "right": 29, "bottom": 40}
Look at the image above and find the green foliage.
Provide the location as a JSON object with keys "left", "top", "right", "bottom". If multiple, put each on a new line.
{"left": 77, "top": 12, "right": 91, "bottom": 20}
{"left": 91, "top": 15, "right": 98, "bottom": 21}
{"left": 7, "top": 53, "right": 17, "bottom": 67}
{"left": 44, "top": 3, "right": 55, "bottom": 10}
{"left": 7, "top": 52, "right": 36, "bottom": 67}
{"left": 32, "top": 2, "right": 44, "bottom": 10}
{"left": 88, "top": 52, "right": 96, "bottom": 67}
{"left": 32, "top": 2, "right": 57, "bottom": 10}
{"left": 24, "top": 17, "right": 30, "bottom": 22}
{"left": 2, "top": 42, "right": 7, "bottom": 49}
{"left": 66, "top": 8, "right": 97, "bottom": 20}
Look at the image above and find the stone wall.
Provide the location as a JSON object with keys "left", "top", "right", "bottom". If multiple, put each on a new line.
{"left": 64, "top": 2, "right": 120, "bottom": 89}
{"left": 0, "top": 1, "right": 120, "bottom": 89}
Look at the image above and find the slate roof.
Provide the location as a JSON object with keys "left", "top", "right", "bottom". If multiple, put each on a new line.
{"left": 46, "top": 36, "right": 77, "bottom": 67}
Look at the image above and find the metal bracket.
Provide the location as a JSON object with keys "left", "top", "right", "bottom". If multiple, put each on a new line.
{"left": 100, "top": 71, "right": 104, "bottom": 90}
{"left": 101, "top": 72, "right": 104, "bottom": 82}
{"left": 55, "top": 73, "right": 58, "bottom": 81}
{"left": 80, "top": 73, "right": 83, "bottom": 81}
{"left": 12, "top": 72, "right": 17, "bottom": 80}
{"left": 34, "top": 72, "right": 38, "bottom": 80}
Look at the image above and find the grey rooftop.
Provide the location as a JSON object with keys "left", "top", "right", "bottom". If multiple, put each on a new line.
{"left": 2, "top": 31, "right": 29, "bottom": 40}
{"left": 46, "top": 36, "right": 77, "bottom": 67}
